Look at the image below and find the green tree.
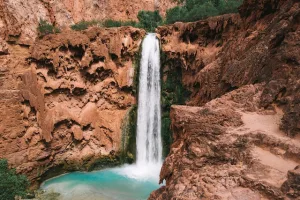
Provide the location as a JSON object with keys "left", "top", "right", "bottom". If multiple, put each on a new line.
{"left": 165, "top": 0, "right": 243, "bottom": 24}
{"left": 165, "top": 6, "right": 186, "bottom": 24}
{"left": 0, "top": 159, "right": 29, "bottom": 200}
{"left": 137, "top": 10, "right": 162, "bottom": 32}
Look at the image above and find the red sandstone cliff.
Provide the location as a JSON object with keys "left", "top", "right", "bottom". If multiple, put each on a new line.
{"left": 151, "top": 0, "right": 300, "bottom": 199}
{"left": 0, "top": 0, "right": 175, "bottom": 45}
{"left": 0, "top": 26, "right": 145, "bottom": 187}
{"left": 0, "top": 0, "right": 299, "bottom": 198}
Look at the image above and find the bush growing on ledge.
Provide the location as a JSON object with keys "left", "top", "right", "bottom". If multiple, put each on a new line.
{"left": 70, "top": 20, "right": 100, "bottom": 31}
{"left": 70, "top": 10, "right": 162, "bottom": 32}
{"left": 38, "top": 19, "right": 60, "bottom": 37}
{"left": 0, "top": 159, "right": 29, "bottom": 200}
{"left": 103, "top": 19, "right": 137, "bottom": 28}
{"left": 137, "top": 10, "right": 162, "bottom": 32}
{"left": 165, "top": 0, "right": 243, "bottom": 24}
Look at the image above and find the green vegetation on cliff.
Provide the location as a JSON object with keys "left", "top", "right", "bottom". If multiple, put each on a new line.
{"left": 120, "top": 45, "right": 141, "bottom": 163}
{"left": 38, "top": 20, "right": 60, "bottom": 37}
{"left": 121, "top": 105, "right": 138, "bottom": 163}
{"left": 70, "top": 10, "right": 162, "bottom": 32}
{"left": 0, "top": 159, "right": 29, "bottom": 200}
{"left": 70, "top": 20, "right": 100, "bottom": 31}
{"left": 39, "top": 1, "right": 242, "bottom": 35}
{"left": 165, "top": 0, "right": 243, "bottom": 24}
{"left": 161, "top": 53, "right": 190, "bottom": 157}
{"left": 137, "top": 10, "right": 162, "bottom": 32}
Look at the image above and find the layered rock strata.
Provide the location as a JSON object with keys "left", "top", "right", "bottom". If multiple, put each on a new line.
{"left": 0, "top": 27, "right": 145, "bottom": 187}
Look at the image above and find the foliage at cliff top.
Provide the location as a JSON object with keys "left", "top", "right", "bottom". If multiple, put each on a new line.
{"left": 41, "top": 0, "right": 242, "bottom": 34}
{"left": 165, "top": 0, "right": 243, "bottom": 24}
{"left": 0, "top": 159, "right": 29, "bottom": 200}
{"left": 38, "top": 19, "right": 60, "bottom": 37}
{"left": 137, "top": 10, "right": 162, "bottom": 32}
{"left": 70, "top": 10, "right": 162, "bottom": 32}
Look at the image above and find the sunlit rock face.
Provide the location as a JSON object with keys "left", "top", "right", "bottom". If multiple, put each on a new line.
{"left": 0, "top": 27, "right": 145, "bottom": 187}
{"left": 157, "top": 0, "right": 300, "bottom": 137}
{"left": 0, "top": 0, "right": 175, "bottom": 44}
{"left": 152, "top": 0, "right": 300, "bottom": 199}
{"left": 150, "top": 84, "right": 300, "bottom": 200}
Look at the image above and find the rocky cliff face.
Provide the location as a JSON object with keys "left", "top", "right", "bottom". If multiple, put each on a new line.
{"left": 0, "top": 26, "right": 145, "bottom": 187}
{"left": 0, "top": 0, "right": 175, "bottom": 45}
{"left": 152, "top": 0, "right": 300, "bottom": 199}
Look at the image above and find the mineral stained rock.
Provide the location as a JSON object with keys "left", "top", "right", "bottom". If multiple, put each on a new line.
{"left": 150, "top": 85, "right": 300, "bottom": 199}
{"left": 157, "top": 0, "right": 300, "bottom": 137}
{"left": 0, "top": 0, "right": 175, "bottom": 44}
{"left": 0, "top": 26, "right": 145, "bottom": 187}
{"left": 152, "top": 0, "right": 300, "bottom": 199}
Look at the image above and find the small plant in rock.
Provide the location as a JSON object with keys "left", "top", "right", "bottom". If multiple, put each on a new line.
{"left": 70, "top": 20, "right": 100, "bottom": 31}
{"left": 103, "top": 19, "right": 137, "bottom": 28}
{"left": 0, "top": 159, "right": 29, "bottom": 200}
{"left": 38, "top": 19, "right": 60, "bottom": 37}
{"left": 103, "top": 19, "right": 122, "bottom": 27}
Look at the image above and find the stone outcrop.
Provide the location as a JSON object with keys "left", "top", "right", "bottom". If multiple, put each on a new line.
{"left": 157, "top": 0, "right": 300, "bottom": 137}
{"left": 150, "top": 84, "right": 300, "bottom": 199}
{"left": 153, "top": 0, "right": 300, "bottom": 199}
{"left": 0, "top": 26, "right": 145, "bottom": 187}
{"left": 0, "top": 0, "right": 175, "bottom": 45}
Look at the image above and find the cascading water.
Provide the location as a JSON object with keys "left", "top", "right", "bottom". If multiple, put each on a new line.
{"left": 41, "top": 34, "right": 163, "bottom": 200}
{"left": 136, "top": 33, "right": 162, "bottom": 166}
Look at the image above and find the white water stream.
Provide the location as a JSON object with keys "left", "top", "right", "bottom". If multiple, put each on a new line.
{"left": 136, "top": 33, "right": 162, "bottom": 166}
{"left": 113, "top": 33, "right": 163, "bottom": 181}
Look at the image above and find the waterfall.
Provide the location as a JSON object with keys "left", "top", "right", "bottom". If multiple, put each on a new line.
{"left": 110, "top": 34, "right": 162, "bottom": 182}
{"left": 136, "top": 33, "right": 162, "bottom": 166}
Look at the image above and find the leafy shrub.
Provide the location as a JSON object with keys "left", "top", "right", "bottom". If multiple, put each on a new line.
{"left": 103, "top": 19, "right": 122, "bottom": 28}
{"left": 70, "top": 20, "right": 100, "bottom": 31}
{"left": 122, "top": 21, "right": 138, "bottom": 27}
{"left": 165, "top": 6, "right": 186, "bottom": 24}
{"left": 85, "top": 19, "right": 137, "bottom": 28}
{"left": 0, "top": 159, "right": 29, "bottom": 200}
{"left": 137, "top": 10, "right": 162, "bottom": 32}
{"left": 166, "top": 0, "right": 243, "bottom": 24}
{"left": 38, "top": 19, "right": 60, "bottom": 37}
{"left": 70, "top": 11, "right": 162, "bottom": 32}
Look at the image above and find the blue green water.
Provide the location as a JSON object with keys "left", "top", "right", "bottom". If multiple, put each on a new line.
{"left": 41, "top": 165, "right": 162, "bottom": 200}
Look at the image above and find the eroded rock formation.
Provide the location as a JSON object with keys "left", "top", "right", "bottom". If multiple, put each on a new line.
{"left": 152, "top": 0, "right": 300, "bottom": 199}
{"left": 0, "top": 0, "right": 175, "bottom": 44}
{"left": 0, "top": 26, "right": 145, "bottom": 187}
{"left": 150, "top": 85, "right": 300, "bottom": 199}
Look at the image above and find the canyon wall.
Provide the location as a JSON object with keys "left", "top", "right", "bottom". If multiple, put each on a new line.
{"left": 0, "top": 0, "right": 175, "bottom": 45}
{"left": 152, "top": 0, "right": 300, "bottom": 199}
{"left": 0, "top": 26, "right": 145, "bottom": 187}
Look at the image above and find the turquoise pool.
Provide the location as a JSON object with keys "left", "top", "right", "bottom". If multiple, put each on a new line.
{"left": 41, "top": 164, "right": 162, "bottom": 200}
